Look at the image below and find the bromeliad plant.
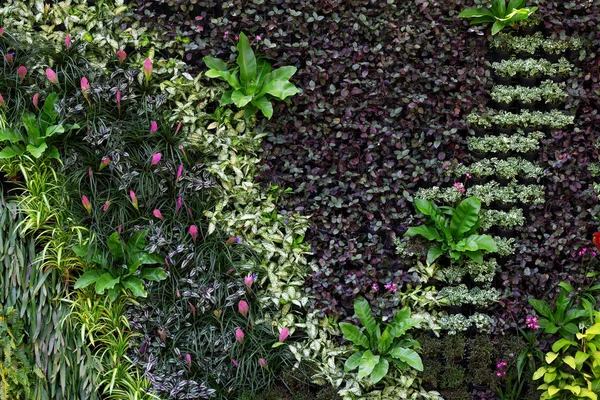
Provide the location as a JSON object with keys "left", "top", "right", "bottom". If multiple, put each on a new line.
{"left": 340, "top": 297, "right": 423, "bottom": 384}
{"left": 203, "top": 32, "right": 299, "bottom": 119}
{"left": 404, "top": 197, "right": 498, "bottom": 264}
{"left": 0, "top": 93, "right": 79, "bottom": 161}
{"left": 74, "top": 230, "right": 167, "bottom": 301}
{"left": 459, "top": 0, "right": 538, "bottom": 35}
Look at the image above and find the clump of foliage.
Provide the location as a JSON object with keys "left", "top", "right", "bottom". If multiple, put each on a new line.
{"left": 459, "top": 0, "right": 538, "bottom": 35}
{"left": 0, "top": 306, "right": 33, "bottom": 400}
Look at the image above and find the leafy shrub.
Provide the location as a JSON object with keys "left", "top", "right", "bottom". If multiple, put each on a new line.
{"left": 0, "top": 306, "right": 33, "bottom": 400}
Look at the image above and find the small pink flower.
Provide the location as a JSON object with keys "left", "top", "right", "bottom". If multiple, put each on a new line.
{"left": 129, "top": 190, "right": 138, "bottom": 210}
{"left": 223, "top": 31, "right": 229, "bottom": 39}
{"left": 189, "top": 225, "right": 198, "bottom": 243}
{"left": 4, "top": 53, "right": 12, "bottom": 65}
{"left": 244, "top": 274, "right": 256, "bottom": 290}
{"left": 0, "top": 93, "right": 5, "bottom": 107}
{"left": 65, "top": 34, "right": 71, "bottom": 51}
{"left": 32, "top": 93, "right": 39, "bottom": 109}
{"left": 231, "top": 359, "right": 239, "bottom": 367}
{"left": 175, "top": 197, "right": 183, "bottom": 213}
{"left": 99, "top": 157, "right": 110, "bottom": 170}
{"left": 256, "top": 35, "right": 262, "bottom": 41}
{"left": 234, "top": 35, "right": 239, "bottom": 40}
{"left": 278, "top": 327, "right": 289, "bottom": 342}
{"left": 258, "top": 358, "right": 267, "bottom": 368}
{"left": 17, "top": 66, "right": 26, "bottom": 83}
{"left": 384, "top": 282, "right": 398, "bottom": 293}
{"left": 466, "top": 172, "right": 472, "bottom": 179}
{"left": 151, "top": 153, "right": 162, "bottom": 165}
{"left": 116, "top": 90, "right": 121, "bottom": 110}
{"left": 81, "top": 77, "right": 90, "bottom": 92}
{"left": 81, "top": 195, "right": 92, "bottom": 214}
{"left": 153, "top": 209, "right": 163, "bottom": 219}
{"left": 87, "top": 167, "right": 92, "bottom": 179}
{"left": 176, "top": 164, "right": 183, "bottom": 181}
{"left": 175, "top": 120, "right": 182, "bottom": 135}
{"left": 526, "top": 316, "right": 540, "bottom": 330}
{"left": 143, "top": 58, "right": 152, "bottom": 82}
{"left": 118, "top": 224, "right": 122, "bottom": 234}
{"left": 149, "top": 120, "right": 158, "bottom": 135}
{"left": 102, "top": 201, "right": 110, "bottom": 212}
{"left": 453, "top": 182, "right": 465, "bottom": 194}
{"left": 116, "top": 49, "right": 127, "bottom": 64}
{"left": 185, "top": 353, "right": 192, "bottom": 367}
{"left": 46, "top": 68, "right": 58, "bottom": 85}
{"left": 238, "top": 300, "right": 249, "bottom": 318}
{"left": 372, "top": 283, "right": 379, "bottom": 292}
{"left": 0, "top": 28, "right": 4, "bottom": 36}
{"left": 235, "top": 329, "right": 244, "bottom": 343}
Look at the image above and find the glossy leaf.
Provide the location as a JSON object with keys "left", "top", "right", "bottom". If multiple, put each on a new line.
{"left": 449, "top": 197, "right": 480, "bottom": 239}
{"left": 107, "top": 232, "right": 125, "bottom": 262}
{"left": 138, "top": 268, "right": 167, "bottom": 282}
{"left": 236, "top": 32, "right": 257, "bottom": 89}
{"left": 354, "top": 297, "right": 377, "bottom": 342}
{"left": 370, "top": 358, "right": 389, "bottom": 384}
{"left": 95, "top": 273, "right": 119, "bottom": 295}
{"left": 122, "top": 276, "right": 147, "bottom": 297}
{"left": 344, "top": 351, "right": 364, "bottom": 372}
{"left": 357, "top": 350, "right": 379, "bottom": 380}
{"left": 339, "top": 322, "right": 369, "bottom": 348}
{"left": 73, "top": 270, "right": 102, "bottom": 289}
{"left": 389, "top": 347, "right": 423, "bottom": 371}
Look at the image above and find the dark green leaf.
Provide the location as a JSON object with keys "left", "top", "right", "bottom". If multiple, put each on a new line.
{"left": 449, "top": 197, "right": 480, "bottom": 240}
{"left": 529, "top": 299, "right": 553, "bottom": 319}
{"left": 73, "top": 270, "right": 102, "bottom": 289}
{"left": 236, "top": 32, "right": 257, "bottom": 89}
{"left": 107, "top": 232, "right": 125, "bottom": 262}
{"left": 389, "top": 347, "right": 423, "bottom": 371}
{"left": 339, "top": 322, "right": 369, "bottom": 348}
{"left": 354, "top": 297, "right": 377, "bottom": 341}
{"left": 122, "top": 276, "right": 147, "bottom": 297}
{"left": 127, "top": 230, "right": 148, "bottom": 251}
{"left": 427, "top": 245, "right": 444, "bottom": 264}
{"left": 138, "top": 268, "right": 167, "bottom": 282}
{"left": 0, "top": 144, "right": 25, "bottom": 159}
{"left": 458, "top": 8, "right": 496, "bottom": 18}
{"left": 344, "top": 351, "right": 364, "bottom": 372}
{"left": 94, "top": 273, "right": 120, "bottom": 295}
{"left": 404, "top": 226, "right": 442, "bottom": 241}
{"left": 27, "top": 142, "right": 47, "bottom": 158}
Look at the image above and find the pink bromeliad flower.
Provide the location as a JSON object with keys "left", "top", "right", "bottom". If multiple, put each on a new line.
{"left": 278, "top": 327, "right": 289, "bottom": 342}
{"left": 235, "top": 329, "right": 244, "bottom": 343}
{"left": 17, "top": 66, "right": 26, "bottom": 83}
{"left": 129, "top": 190, "right": 138, "bottom": 210}
{"left": 46, "top": 68, "right": 58, "bottom": 85}
{"left": 102, "top": 201, "right": 110, "bottom": 212}
{"left": 176, "top": 165, "right": 183, "bottom": 181}
{"left": 149, "top": 121, "right": 158, "bottom": 135}
{"left": 151, "top": 153, "right": 162, "bottom": 166}
{"left": 116, "top": 49, "right": 127, "bottom": 64}
{"left": 65, "top": 34, "right": 71, "bottom": 51}
{"left": 143, "top": 58, "right": 152, "bottom": 82}
{"left": 189, "top": 225, "right": 198, "bottom": 243}
{"left": 175, "top": 197, "right": 183, "bottom": 213}
{"left": 81, "top": 195, "right": 92, "bottom": 214}
{"left": 152, "top": 209, "right": 163, "bottom": 220}
{"left": 0, "top": 93, "right": 5, "bottom": 108}
{"left": 32, "top": 93, "right": 39, "bottom": 109}
{"left": 238, "top": 300, "right": 249, "bottom": 318}
{"left": 99, "top": 157, "right": 110, "bottom": 170}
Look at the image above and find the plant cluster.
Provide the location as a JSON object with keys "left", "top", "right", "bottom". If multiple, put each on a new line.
{"left": 490, "top": 31, "right": 582, "bottom": 55}
{"left": 467, "top": 131, "right": 544, "bottom": 153}
{"left": 454, "top": 157, "right": 544, "bottom": 179}
{"left": 492, "top": 58, "right": 573, "bottom": 78}
{"left": 459, "top": 0, "right": 538, "bottom": 35}
{"left": 480, "top": 208, "right": 526, "bottom": 230}
{"left": 485, "top": 109, "right": 575, "bottom": 129}
{"left": 438, "top": 285, "right": 501, "bottom": 308}
{"left": 491, "top": 80, "right": 567, "bottom": 105}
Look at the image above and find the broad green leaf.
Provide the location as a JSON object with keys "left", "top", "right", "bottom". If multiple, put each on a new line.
{"left": 339, "top": 322, "right": 369, "bottom": 348}
{"left": 22, "top": 112, "right": 40, "bottom": 144}
{"left": 26, "top": 142, "right": 47, "bottom": 158}
{"left": 555, "top": 292, "right": 569, "bottom": 321}
{"left": 449, "top": 197, "right": 480, "bottom": 239}
{"left": 45, "top": 125, "right": 65, "bottom": 137}
{"left": 344, "top": 351, "right": 364, "bottom": 372}
{"left": 390, "top": 308, "right": 421, "bottom": 338}
{"left": 220, "top": 90, "right": 234, "bottom": 106}
{"left": 545, "top": 352, "right": 558, "bottom": 364}
{"left": 72, "top": 245, "right": 88, "bottom": 259}
{"left": 378, "top": 326, "right": 393, "bottom": 355}
{"left": 551, "top": 339, "right": 575, "bottom": 353}
{"left": 122, "top": 276, "right": 147, "bottom": 297}
{"left": 45, "top": 146, "right": 59, "bottom": 159}
{"left": 354, "top": 297, "right": 377, "bottom": 342}
{"left": 357, "top": 350, "right": 380, "bottom": 380}
{"left": 261, "top": 80, "right": 299, "bottom": 100}
{"left": 558, "top": 282, "right": 575, "bottom": 292}
{"left": 0, "top": 127, "right": 22, "bottom": 143}
{"left": 251, "top": 96, "right": 273, "bottom": 119}
{"left": 426, "top": 245, "right": 444, "bottom": 264}
{"left": 563, "top": 355, "right": 576, "bottom": 370}
{"left": 404, "top": 226, "right": 442, "bottom": 241}
{"left": 491, "top": 20, "right": 506, "bottom": 35}
{"left": 470, "top": 16, "right": 497, "bottom": 24}
{"left": 389, "top": 347, "right": 423, "bottom": 371}
{"left": 236, "top": 32, "right": 257, "bottom": 89}
{"left": 464, "top": 250, "right": 483, "bottom": 264}
{"left": 94, "top": 273, "right": 120, "bottom": 295}
{"left": 508, "top": 0, "right": 527, "bottom": 12}
{"left": 562, "top": 323, "right": 579, "bottom": 335}
{"left": 468, "top": 234, "right": 497, "bottom": 252}
{"left": 574, "top": 351, "right": 589, "bottom": 370}
{"left": 73, "top": 270, "right": 102, "bottom": 289}
{"left": 40, "top": 93, "right": 58, "bottom": 131}
{"left": 138, "top": 268, "right": 167, "bottom": 282}
{"left": 130, "top": 252, "right": 163, "bottom": 273}
{"left": 579, "top": 388, "right": 597, "bottom": 400}
{"left": 231, "top": 89, "right": 253, "bottom": 108}
{"left": 222, "top": 71, "right": 241, "bottom": 90}
{"left": 458, "top": 7, "right": 495, "bottom": 18}
{"left": 532, "top": 367, "right": 546, "bottom": 380}
{"left": 127, "top": 230, "right": 148, "bottom": 251}
{"left": 203, "top": 56, "right": 228, "bottom": 71}
{"left": 107, "top": 232, "right": 125, "bottom": 262}
{"left": 205, "top": 69, "right": 224, "bottom": 79}
{"left": 255, "top": 59, "right": 272, "bottom": 87}
{"left": 414, "top": 198, "right": 436, "bottom": 216}
{"left": 547, "top": 386, "right": 561, "bottom": 396}
{"left": 529, "top": 299, "right": 553, "bottom": 319}
{"left": 586, "top": 324, "right": 600, "bottom": 336}
{"left": 370, "top": 358, "right": 389, "bottom": 384}
{"left": 0, "top": 144, "right": 25, "bottom": 159}
{"left": 497, "top": 0, "right": 506, "bottom": 16}
{"left": 564, "top": 385, "right": 581, "bottom": 396}
{"left": 107, "top": 287, "right": 119, "bottom": 302}
{"left": 263, "top": 66, "right": 297, "bottom": 87}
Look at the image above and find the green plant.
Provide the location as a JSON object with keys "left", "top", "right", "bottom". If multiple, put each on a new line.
{"left": 533, "top": 310, "right": 600, "bottom": 399}
{"left": 458, "top": 0, "right": 538, "bottom": 35}
{"left": 74, "top": 230, "right": 167, "bottom": 301}
{"left": 405, "top": 197, "right": 498, "bottom": 264}
{"left": 339, "top": 297, "right": 423, "bottom": 384}
{"left": 0, "top": 93, "right": 79, "bottom": 160}
{"left": 203, "top": 32, "right": 299, "bottom": 119}
{"left": 0, "top": 306, "right": 34, "bottom": 400}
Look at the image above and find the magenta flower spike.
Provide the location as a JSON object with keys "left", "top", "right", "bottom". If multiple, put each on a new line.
{"left": 143, "top": 58, "right": 152, "bottom": 83}
{"left": 87, "top": 167, "right": 92, "bottom": 179}
{"left": 65, "top": 34, "right": 71, "bottom": 51}
{"left": 258, "top": 358, "right": 267, "bottom": 368}
{"left": 81, "top": 195, "right": 92, "bottom": 214}
{"left": 176, "top": 164, "right": 183, "bottom": 181}
{"left": 149, "top": 120, "right": 158, "bottom": 135}
{"left": 81, "top": 77, "right": 90, "bottom": 92}
{"left": 175, "top": 120, "right": 182, "bottom": 135}
{"left": 17, "top": 66, "right": 26, "bottom": 83}
{"left": 244, "top": 274, "right": 255, "bottom": 290}
{"left": 175, "top": 197, "right": 183, "bottom": 213}
{"left": 231, "top": 359, "right": 239, "bottom": 367}
{"left": 235, "top": 329, "right": 244, "bottom": 343}
{"left": 32, "top": 93, "right": 39, "bottom": 110}
{"left": 0, "top": 93, "right": 5, "bottom": 108}
{"left": 129, "top": 190, "right": 138, "bottom": 210}
{"left": 99, "top": 157, "right": 110, "bottom": 170}
{"left": 46, "top": 68, "right": 58, "bottom": 85}
{"left": 102, "top": 201, "right": 110, "bottom": 212}
{"left": 185, "top": 354, "right": 192, "bottom": 367}
{"left": 152, "top": 209, "right": 163, "bottom": 220}
{"left": 238, "top": 300, "right": 249, "bottom": 318}
{"left": 116, "top": 49, "right": 127, "bottom": 64}
{"left": 278, "top": 327, "right": 289, "bottom": 342}
{"left": 151, "top": 153, "right": 162, "bottom": 166}
{"left": 0, "top": 28, "right": 5, "bottom": 36}
{"left": 189, "top": 225, "right": 198, "bottom": 243}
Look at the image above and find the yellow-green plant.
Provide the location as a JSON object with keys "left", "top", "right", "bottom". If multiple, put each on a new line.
{"left": 0, "top": 306, "right": 33, "bottom": 400}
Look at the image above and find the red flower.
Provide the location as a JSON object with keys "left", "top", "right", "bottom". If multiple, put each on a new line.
{"left": 593, "top": 232, "right": 600, "bottom": 252}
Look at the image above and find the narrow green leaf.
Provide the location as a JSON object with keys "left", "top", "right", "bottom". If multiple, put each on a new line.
{"left": 0, "top": 144, "right": 25, "bottom": 159}
{"left": 236, "top": 32, "right": 257, "bottom": 89}
{"left": 354, "top": 297, "right": 377, "bottom": 342}
{"left": 458, "top": 7, "right": 495, "bottom": 18}
{"left": 404, "top": 226, "right": 442, "bottom": 241}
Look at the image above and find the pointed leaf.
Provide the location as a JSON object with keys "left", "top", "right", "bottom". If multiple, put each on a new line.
{"left": 231, "top": 90, "right": 253, "bottom": 107}
{"left": 389, "top": 347, "right": 423, "bottom": 371}
{"left": 95, "top": 273, "right": 120, "bottom": 295}
{"left": 220, "top": 90, "right": 234, "bottom": 106}
{"left": 458, "top": 8, "right": 495, "bottom": 18}
{"left": 236, "top": 32, "right": 257, "bottom": 89}
{"left": 404, "top": 226, "right": 442, "bottom": 241}
{"left": 27, "top": 142, "right": 47, "bottom": 158}
{"left": 491, "top": 20, "right": 506, "bottom": 35}
{"left": 468, "top": 234, "right": 498, "bottom": 252}
{"left": 127, "top": 230, "right": 148, "bottom": 251}
{"left": 354, "top": 297, "right": 377, "bottom": 341}
{"left": 339, "top": 322, "right": 369, "bottom": 348}
{"left": 74, "top": 270, "right": 102, "bottom": 289}
{"left": 107, "top": 232, "right": 125, "bottom": 262}
{"left": 449, "top": 197, "right": 481, "bottom": 239}
{"left": 357, "top": 350, "right": 379, "bottom": 380}
{"left": 378, "top": 326, "right": 393, "bottom": 355}
{"left": 414, "top": 198, "right": 436, "bottom": 216}
{"left": 529, "top": 299, "right": 553, "bottom": 319}
{"left": 203, "top": 56, "right": 228, "bottom": 71}
{"left": 138, "top": 268, "right": 167, "bottom": 282}
{"left": 427, "top": 245, "right": 444, "bottom": 264}
{"left": 122, "top": 276, "right": 147, "bottom": 297}
{"left": 370, "top": 358, "right": 389, "bottom": 384}
{"left": 464, "top": 250, "right": 483, "bottom": 264}
{"left": 344, "top": 351, "right": 364, "bottom": 372}
{"left": 261, "top": 80, "right": 299, "bottom": 100}
{"left": 252, "top": 97, "right": 273, "bottom": 119}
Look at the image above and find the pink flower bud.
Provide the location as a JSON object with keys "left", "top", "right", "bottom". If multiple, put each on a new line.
{"left": 116, "top": 49, "right": 127, "bottom": 64}
{"left": 32, "top": 93, "right": 39, "bottom": 109}
{"left": 102, "top": 201, "right": 110, "bottom": 212}
{"left": 65, "top": 34, "right": 71, "bottom": 51}
{"left": 175, "top": 197, "right": 183, "bottom": 213}
{"left": 258, "top": 358, "right": 267, "bottom": 368}
{"left": 81, "top": 195, "right": 92, "bottom": 214}
{"left": 238, "top": 300, "right": 249, "bottom": 318}
{"left": 256, "top": 35, "right": 262, "bottom": 41}
{"left": 0, "top": 28, "right": 4, "bottom": 36}
{"left": 143, "top": 58, "right": 152, "bottom": 81}
{"left": 99, "top": 157, "right": 110, "bottom": 170}
{"left": 118, "top": 224, "right": 122, "bottom": 234}
{"left": 46, "top": 68, "right": 58, "bottom": 84}
{"left": 4, "top": 53, "right": 12, "bottom": 64}
{"left": 0, "top": 93, "right": 5, "bottom": 107}
{"left": 244, "top": 274, "right": 255, "bottom": 290}
{"left": 176, "top": 164, "right": 183, "bottom": 181}
{"left": 175, "top": 120, "right": 182, "bottom": 135}
{"left": 189, "top": 225, "right": 198, "bottom": 243}
{"left": 153, "top": 209, "right": 163, "bottom": 219}
{"left": 185, "top": 353, "right": 192, "bottom": 367}
{"left": 187, "top": 207, "right": 193, "bottom": 217}
{"left": 188, "top": 301, "right": 196, "bottom": 317}
{"left": 81, "top": 77, "right": 90, "bottom": 93}
{"left": 158, "top": 329, "right": 166, "bottom": 343}
{"left": 235, "top": 329, "right": 244, "bottom": 343}
{"left": 129, "top": 190, "right": 138, "bottom": 210}
{"left": 151, "top": 153, "right": 162, "bottom": 165}
{"left": 17, "top": 66, "right": 26, "bottom": 83}
{"left": 231, "top": 359, "right": 238, "bottom": 367}
{"left": 278, "top": 327, "right": 289, "bottom": 342}
{"left": 149, "top": 120, "right": 158, "bottom": 135}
